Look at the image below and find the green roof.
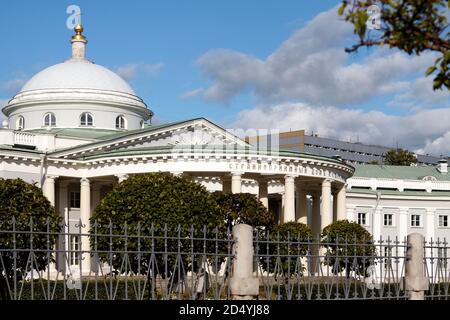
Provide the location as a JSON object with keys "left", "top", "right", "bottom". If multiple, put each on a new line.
{"left": 348, "top": 187, "right": 450, "bottom": 197}
{"left": 79, "top": 144, "right": 353, "bottom": 166}
{"left": 26, "top": 128, "right": 120, "bottom": 140}
{"left": 353, "top": 164, "right": 449, "bottom": 181}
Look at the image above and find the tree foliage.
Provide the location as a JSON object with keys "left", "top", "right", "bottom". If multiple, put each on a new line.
{"left": 212, "top": 192, "right": 275, "bottom": 230}
{"left": 0, "top": 178, "right": 60, "bottom": 299}
{"left": 321, "top": 220, "right": 376, "bottom": 277}
{"left": 384, "top": 148, "right": 417, "bottom": 165}
{"left": 91, "top": 173, "right": 228, "bottom": 279}
{"left": 340, "top": 0, "right": 450, "bottom": 90}
{"left": 259, "top": 222, "right": 313, "bottom": 277}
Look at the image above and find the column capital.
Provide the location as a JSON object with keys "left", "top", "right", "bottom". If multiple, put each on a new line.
{"left": 284, "top": 174, "right": 298, "bottom": 182}
{"left": 45, "top": 175, "right": 59, "bottom": 181}
{"left": 231, "top": 171, "right": 243, "bottom": 177}
{"left": 80, "top": 177, "right": 90, "bottom": 185}
{"left": 322, "top": 178, "right": 333, "bottom": 185}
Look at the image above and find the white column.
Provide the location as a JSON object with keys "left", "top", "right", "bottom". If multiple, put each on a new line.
{"left": 296, "top": 184, "right": 308, "bottom": 224}
{"left": 336, "top": 185, "right": 347, "bottom": 221}
{"left": 116, "top": 174, "right": 129, "bottom": 183}
{"left": 426, "top": 208, "right": 435, "bottom": 240}
{"left": 43, "top": 175, "right": 57, "bottom": 207}
{"left": 321, "top": 179, "right": 332, "bottom": 231}
{"left": 258, "top": 179, "right": 269, "bottom": 209}
{"left": 311, "top": 193, "right": 321, "bottom": 237}
{"left": 398, "top": 208, "right": 408, "bottom": 242}
{"left": 231, "top": 172, "right": 242, "bottom": 194}
{"left": 283, "top": 175, "right": 296, "bottom": 223}
{"left": 373, "top": 207, "right": 382, "bottom": 241}
{"left": 80, "top": 178, "right": 91, "bottom": 273}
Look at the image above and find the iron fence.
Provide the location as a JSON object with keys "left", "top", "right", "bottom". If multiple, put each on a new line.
{"left": 0, "top": 218, "right": 234, "bottom": 300}
{"left": 253, "top": 230, "right": 409, "bottom": 300}
{"left": 0, "top": 218, "right": 449, "bottom": 300}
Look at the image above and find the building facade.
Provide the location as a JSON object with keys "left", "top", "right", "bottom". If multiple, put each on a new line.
{"left": 0, "top": 23, "right": 353, "bottom": 272}
{"left": 247, "top": 129, "right": 446, "bottom": 165}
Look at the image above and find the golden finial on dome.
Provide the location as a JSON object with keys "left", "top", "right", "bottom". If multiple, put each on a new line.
{"left": 71, "top": 11, "right": 87, "bottom": 42}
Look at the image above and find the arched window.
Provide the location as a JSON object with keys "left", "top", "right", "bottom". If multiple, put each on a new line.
{"left": 115, "top": 115, "right": 126, "bottom": 129}
{"left": 80, "top": 112, "right": 93, "bottom": 126}
{"left": 16, "top": 116, "right": 25, "bottom": 130}
{"left": 43, "top": 112, "right": 56, "bottom": 127}
{"left": 140, "top": 120, "right": 144, "bottom": 129}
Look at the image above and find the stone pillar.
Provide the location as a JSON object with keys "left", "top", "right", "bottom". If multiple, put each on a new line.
{"left": 43, "top": 175, "right": 57, "bottom": 207}
{"left": 336, "top": 185, "right": 347, "bottom": 221}
{"left": 231, "top": 172, "right": 242, "bottom": 194}
{"left": 258, "top": 179, "right": 269, "bottom": 209}
{"left": 116, "top": 174, "right": 129, "bottom": 183}
{"left": 321, "top": 179, "right": 332, "bottom": 230}
{"left": 311, "top": 193, "right": 321, "bottom": 238}
{"left": 222, "top": 176, "right": 232, "bottom": 194}
{"left": 80, "top": 178, "right": 91, "bottom": 273}
{"left": 230, "top": 224, "right": 259, "bottom": 299}
{"left": 296, "top": 185, "right": 308, "bottom": 225}
{"left": 283, "top": 175, "right": 296, "bottom": 223}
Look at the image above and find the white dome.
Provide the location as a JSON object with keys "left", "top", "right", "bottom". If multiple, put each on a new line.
{"left": 21, "top": 59, "right": 135, "bottom": 95}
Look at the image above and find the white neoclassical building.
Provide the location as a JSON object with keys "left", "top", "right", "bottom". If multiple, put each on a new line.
{"left": 0, "top": 24, "right": 354, "bottom": 271}
{"left": 346, "top": 162, "right": 450, "bottom": 241}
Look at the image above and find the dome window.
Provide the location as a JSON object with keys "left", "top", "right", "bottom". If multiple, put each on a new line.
{"left": 80, "top": 112, "right": 94, "bottom": 127}
{"left": 115, "top": 115, "right": 127, "bottom": 129}
{"left": 17, "top": 116, "right": 25, "bottom": 130}
{"left": 43, "top": 113, "right": 56, "bottom": 127}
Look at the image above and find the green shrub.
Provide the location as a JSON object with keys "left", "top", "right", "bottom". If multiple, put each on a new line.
{"left": 212, "top": 192, "right": 275, "bottom": 230}
{"left": 321, "top": 220, "right": 376, "bottom": 277}
{"left": 0, "top": 178, "right": 60, "bottom": 299}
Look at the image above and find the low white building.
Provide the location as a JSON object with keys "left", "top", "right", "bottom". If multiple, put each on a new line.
{"left": 346, "top": 161, "right": 450, "bottom": 242}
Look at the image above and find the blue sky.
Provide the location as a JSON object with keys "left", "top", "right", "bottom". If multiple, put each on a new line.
{"left": 1, "top": 1, "right": 449, "bottom": 155}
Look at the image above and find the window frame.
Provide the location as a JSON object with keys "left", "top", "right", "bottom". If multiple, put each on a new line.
{"left": 16, "top": 116, "right": 24, "bottom": 130}
{"left": 438, "top": 215, "right": 449, "bottom": 228}
{"left": 357, "top": 212, "right": 367, "bottom": 226}
{"left": 80, "top": 112, "right": 94, "bottom": 127}
{"left": 115, "top": 115, "right": 127, "bottom": 129}
{"left": 410, "top": 214, "right": 422, "bottom": 227}
{"left": 383, "top": 213, "right": 394, "bottom": 227}
{"left": 43, "top": 112, "right": 56, "bottom": 127}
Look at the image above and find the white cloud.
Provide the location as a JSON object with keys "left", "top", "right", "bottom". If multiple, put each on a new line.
{"left": 116, "top": 63, "right": 165, "bottom": 81}
{"left": 417, "top": 132, "right": 450, "bottom": 156}
{"left": 231, "top": 103, "right": 450, "bottom": 156}
{"left": 1, "top": 79, "right": 27, "bottom": 94}
{"left": 193, "top": 6, "right": 440, "bottom": 107}
{"left": 389, "top": 76, "right": 450, "bottom": 109}
{"left": 180, "top": 88, "right": 204, "bottom": 100}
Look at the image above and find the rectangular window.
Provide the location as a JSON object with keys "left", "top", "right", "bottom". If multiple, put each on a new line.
{"left": 69, "top": 235, "right": 80, "bottom": 266}
{"left": 439, "top": 215, "right": 448, "bottom": 227}
{"left": 384, "top": 214, "right": 393, "bottom": 226}
{"left": 410, "top": 214, "right": 421, "bottom": 227}
{"left": 357, "top": 212, "right": 367, "bottom": 226}
{"left": 70, "top": 191, "right": 80, "bottom": 208}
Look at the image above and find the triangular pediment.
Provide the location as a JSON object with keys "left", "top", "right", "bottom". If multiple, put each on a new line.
{"left": 50, "top": 118, "right": 250, "bottom": 159}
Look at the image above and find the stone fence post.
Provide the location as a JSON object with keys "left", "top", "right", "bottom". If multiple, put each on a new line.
{"left": 405, "top": 233, "right": 429, "bottom": 300}
{"left": 230, "top": 224, "right": 259, "bottom": 300}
